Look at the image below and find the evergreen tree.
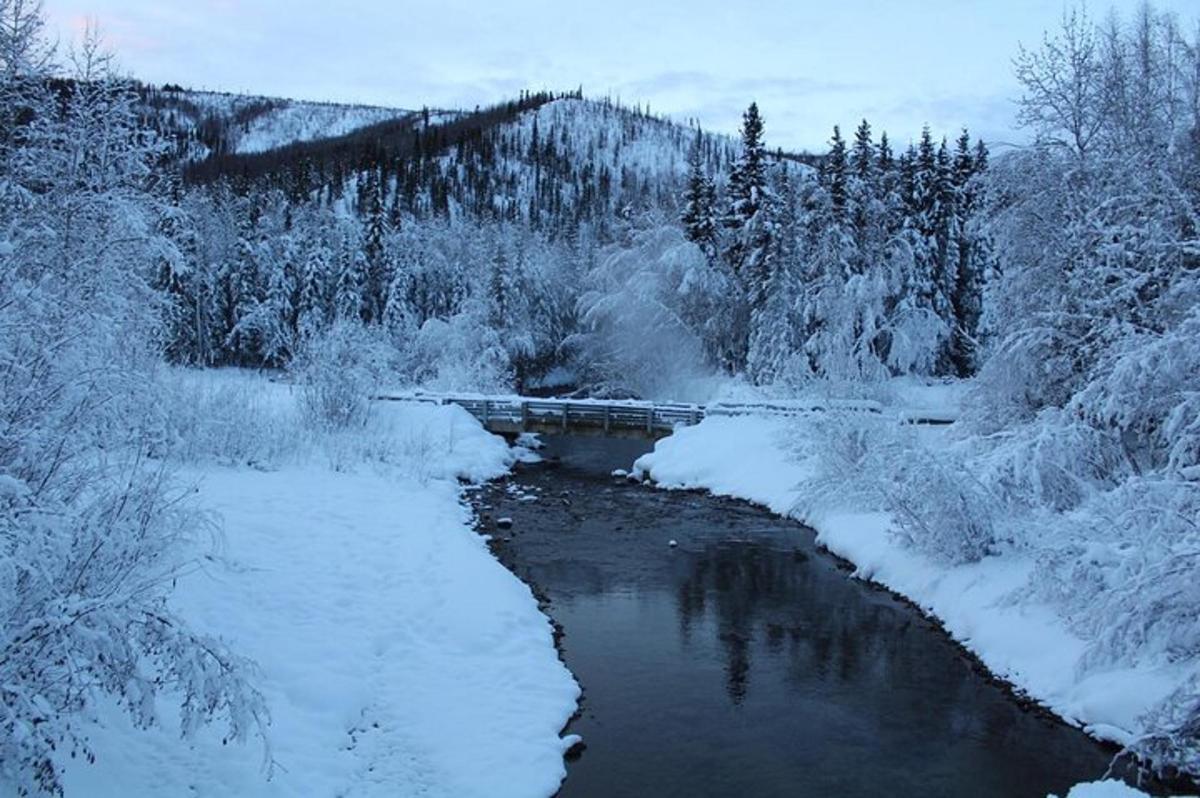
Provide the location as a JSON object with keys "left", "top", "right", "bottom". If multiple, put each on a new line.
{"left": 933, "top": 137, "right": 960, "bottom": 347}
{"left": 259, "top": 241, "right": 296, "bottom": 365}
{"left": 723, "top": 102, "right": 769, "bottom": 265}
{"left": 681, "top": 129, "right": 718, "bottom": 258}
{"left": 153, "top": 201, "right": 203, "bottom": 364}
{"left": 852, "top": 119, "right": 875, "bottom": 180}
{"left": 747, "top": 168, "right": 802, "bottom": 385}
{"left": 298, "top": 241, "right": 332, "bottom": 340}
{"left": 823, "top": 125, "right": 848, "bottom": 217}
{"left": 361, "top": 169, "right": 391, "bottom": 324}
{"left": 946, "top": 130, "right": 983, "bottom": 376}
{"left": 907, "top": 128, "right": 944, "bottom": 318}
{"left": 848, "top": 120, "right": 879, "bottom": 276}
{"left": 877, "top": 131, "right": 895, "bottom": 175}
{"left": 334, "top": 233, "right": 367, "bottom": 322}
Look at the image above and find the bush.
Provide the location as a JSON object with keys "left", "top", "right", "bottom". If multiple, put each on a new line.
{"left": 405, "top": 313, "right": 514, "bottom": 394}
{"left": 291, "top": 320, "right": 396, "bottom": 431}
{"left": 973, "top": 409, "right": 1130, "bottom": 514}
{"left": 793, "top": 410, "right": 1000, "bottom": 565}
{"left": 0, "top": 282, "right": 268, "bottom": 796}
{"left": 150, "top": 368, "right": 297, "bottom": 468}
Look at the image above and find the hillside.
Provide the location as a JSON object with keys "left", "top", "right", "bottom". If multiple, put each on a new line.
{"left": 137, "top": 85, "right": 421, "bottom": 162}
{"left": 177, "top": 92, "right": 739, "bottom": 234}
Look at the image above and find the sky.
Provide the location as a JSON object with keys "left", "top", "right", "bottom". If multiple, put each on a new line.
{"left": 45, "top": 0, "right": 1200, "bottom": 152}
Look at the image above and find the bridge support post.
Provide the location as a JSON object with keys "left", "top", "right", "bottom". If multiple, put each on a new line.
{"left": 482, "top": 400, "right": 489, "bottom": 426}
{"left": 562, "top": 404, "right": 569, "bottom": 432}
{"left": 521, "top": 402, "right": 529, "bottom": 431}
{"left": 646, "top": 407, "right": 653, "bottom": 435}
{"left": 604, "top": 406, "right": 610, "bottom": 434}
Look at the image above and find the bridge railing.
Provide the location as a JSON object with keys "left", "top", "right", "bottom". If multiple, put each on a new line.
{"left": 441, "top": 396, "right": 703, "bottom": 434}
{"left": 375, "top": 391, "right": 953, "bottom": 432}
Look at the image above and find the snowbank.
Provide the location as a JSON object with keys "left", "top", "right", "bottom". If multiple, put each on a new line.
{"left": 1052, "top": 780, "right": 1164, "bottom": 797}
{"left": 59, "top": 384, "right": 579, "bottom": 797}
{"left": 633, "top": 414, "right": 1192, "bottom": 748}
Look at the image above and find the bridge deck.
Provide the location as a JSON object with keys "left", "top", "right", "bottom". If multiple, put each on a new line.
{"left": 376, "top": 392, "right": 953, "bottom": 439}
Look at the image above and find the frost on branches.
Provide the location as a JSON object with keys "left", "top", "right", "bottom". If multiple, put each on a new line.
{"left": 798, "top": 6, "right": 1200, "bottom": 781}
{"left": 0, "top": 9, "right": 264, "bottom": 795}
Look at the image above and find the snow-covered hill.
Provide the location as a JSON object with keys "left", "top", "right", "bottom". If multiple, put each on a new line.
{"left": 176, "top": 90, "right": 745, "bottom": 236}
{"left": 139, "top": 86, "right": 422, "bottom": 160}
{"left": 434, "top": 96, "right": 737, "bottom": 221}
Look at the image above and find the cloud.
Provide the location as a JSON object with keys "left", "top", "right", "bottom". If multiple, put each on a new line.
{"left": 47, "top": 0, "right": 1196, "bottom": 152}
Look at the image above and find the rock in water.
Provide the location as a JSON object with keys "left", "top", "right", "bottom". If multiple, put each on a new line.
{"left": 496, "top": 517, "right": 514, "bottom": 530}
{"left": 668, "top": 539, "right": 678, "bottom": 548}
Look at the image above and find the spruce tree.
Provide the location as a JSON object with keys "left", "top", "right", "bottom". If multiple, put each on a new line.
{"left": 747, "top": 168, "right": 801, "bottom": 385}
{"left": 724, "top": 102, "right": 768, "bottom": 238}
{"left": 361, "top": 170, "right": 390, "bottom": 324}
{"left": 852, "top": 119, "right": 875, "bottom": 180}
{"left": 933, "top": 137, "right": 960, "bottom": 358}
{"left": 946, "top": 131, "right": 987, "bottom": 376}
{"left": 721, "top": 103, "right": 772, "bottom": 372}
{"left": 681, "top": 129, "right": 718, "bottom": 258}
{"left": 848, "top": 120, "right": 878, "bottom": 275}
{"left": 877, "top": 131, "right": 894, "bottom": 175}
{"left": 335, "top": 242, "right": 366, "bottom": 322}
{"left": 298, "top": 243, "right": 332, "bottom": 340}
{"left": 823, "top": 126, "right": 848, "bottom": 217}
{"left": 973, "top": 138, "right": 989, "bottom": 172}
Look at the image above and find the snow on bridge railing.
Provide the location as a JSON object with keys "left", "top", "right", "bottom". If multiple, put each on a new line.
{"left": 375, "top": 391, "right": 705, "bottom": 436}
{"left": 706, "top": 398, "right": 954, "bottom": 425}
{"left": 374, "top": 391, "right": 954, "bottom": 431}
{"left": 704, "top": 398, "right": 884, "bottom": 417}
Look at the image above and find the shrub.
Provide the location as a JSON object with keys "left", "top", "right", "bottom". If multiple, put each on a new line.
{"left": 291, "top": 320, "right": 396, "bottom": 431}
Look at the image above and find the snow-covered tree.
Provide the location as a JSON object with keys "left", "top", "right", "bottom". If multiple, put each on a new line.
{"left": 0, "top": 15, "right": 264, "bottom": 794}
{"left": 681, "top": 129, "right": 718, "bottom": 258}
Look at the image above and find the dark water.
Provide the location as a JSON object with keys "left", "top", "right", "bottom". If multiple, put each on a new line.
{"left": 475, "top": 436, "right": 1115, "bottom": 798}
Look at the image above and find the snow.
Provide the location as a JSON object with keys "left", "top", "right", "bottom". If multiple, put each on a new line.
{"left": 157, "top": 89, "right": 415, "bottom": 156}
{"left": 57, "top": 382, "right": 579, "bottom": 797}
{"left": 1050, "top": 780, "right": 1182, "bottom": 797}
{"left": 234, "top": 103, "right": 413, "bottom": 154}
{"left": 632, "top": 412, "right": 1196, "bottom": 748}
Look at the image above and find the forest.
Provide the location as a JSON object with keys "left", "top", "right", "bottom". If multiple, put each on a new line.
{"left": 2, "top": 0, "right": 1199, "bottom": 793}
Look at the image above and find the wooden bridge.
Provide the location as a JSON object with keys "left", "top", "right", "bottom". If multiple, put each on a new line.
{"left": 379, "top": 394, "right": 705, "bottom": 439}
{"left": 376, "top": 392, "right": 954, "bottom": 439}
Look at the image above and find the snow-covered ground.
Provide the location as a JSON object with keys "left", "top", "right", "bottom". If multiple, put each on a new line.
{"left": 632, "top": 404, "right": 1199, "bottom": 787}
{"left": 233, "top": 103, "right": 417, "bottom": 154}
{"left": 1054, "top": 781, "right": 1168, "bottom": 797}
{"left": 55, "top": 375, "right": 579, "bottom": 797}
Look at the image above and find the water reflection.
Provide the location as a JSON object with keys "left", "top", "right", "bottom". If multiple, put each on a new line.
{"left": 482, "top": 439, "right": 1115, "bottom": 798}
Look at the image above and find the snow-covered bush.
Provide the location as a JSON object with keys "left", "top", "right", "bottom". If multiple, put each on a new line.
{"left": 886, "top": 446, "right": 1000, "bottom": 564}
{"left": 0, "top": 22, "right": 266, "bottom": 794}
{"left": 788, "top": 411, "right": 897, "bottom": 515}
{"left": 1023, "top": 478, "right": 1200, "bottom": 670}
{"left": 1133, "top": 672, "right": 1200, "bottom": 783}
{"left": 956, "top": 7, "right": 1200, "bottom": 776}
{"left": 406, "top": 311, "right": 514, "bottom": 393}
{"left": 972, "top": 409, "right": 1131, "bottom": 514}
{"left": 291, "top": 319, "right": 397, "bottom": 431}
{"left": 792, "top": 410, "right": 999, "bottom": 564}
{"left": 150, "top": 369, "right": 298, "bottom": 467}
{"left": 1072, "top": 307, "right": 1200, "bottom": 476}
{"left": 0, "top": 292, "right": 268, "bottom": 794}
{"left": 572, "top": 219, "right": 730, "bottom": 399}
{"left": 1019, "top": 477, "right": 1200, "bottom": 778}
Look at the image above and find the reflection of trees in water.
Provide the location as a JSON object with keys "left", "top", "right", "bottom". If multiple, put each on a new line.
{"left": 674, "top": 542, "right": 925, "bottom": 707}
{"left": 672, "top": 541, "right": 1045, "bottom": 755}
